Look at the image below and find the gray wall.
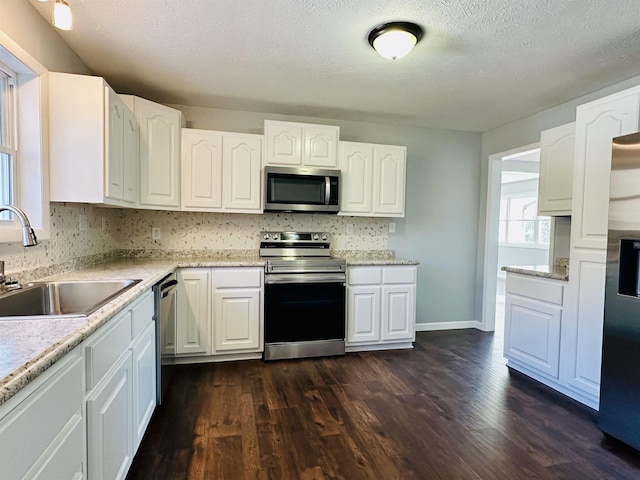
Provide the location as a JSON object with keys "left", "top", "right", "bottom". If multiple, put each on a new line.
{"left": 174, "top": 105, "right": 483, "bottom": 326}
{"left": 475, "top": 73, "right": 640, "bottom": 320}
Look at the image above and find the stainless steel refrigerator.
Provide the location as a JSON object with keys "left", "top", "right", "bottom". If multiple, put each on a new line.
{"left": 599, "top": 131, "right": 640, "bottom": 449}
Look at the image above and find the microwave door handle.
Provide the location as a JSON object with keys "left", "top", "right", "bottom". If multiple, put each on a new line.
{"left": 325, "top": 176, "right": 331, "bottom": 205}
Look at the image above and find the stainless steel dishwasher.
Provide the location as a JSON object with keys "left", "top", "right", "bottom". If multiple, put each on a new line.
{"left": 153, "top": 272, "right": 178, "bottom": 404}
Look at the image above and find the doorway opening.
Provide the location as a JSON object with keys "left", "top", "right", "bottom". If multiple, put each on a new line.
{"left": 481, "top": 144, "right": 551, "bottom": 344}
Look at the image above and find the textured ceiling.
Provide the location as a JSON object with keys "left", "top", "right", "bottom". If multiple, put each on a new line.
{"left": 28, "top": 0, "right": 640, "bottom": 132}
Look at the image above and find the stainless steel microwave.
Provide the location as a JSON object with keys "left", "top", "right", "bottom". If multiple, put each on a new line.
{"left": 264, "top": 166, "right": 340, "bottom": 213}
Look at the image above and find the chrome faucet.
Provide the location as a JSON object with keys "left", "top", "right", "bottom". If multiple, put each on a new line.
{"left": 0, "top": 205, "right": 38, "bottom": 247}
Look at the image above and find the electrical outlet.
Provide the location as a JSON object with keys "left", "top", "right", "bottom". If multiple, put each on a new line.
{"left": 79, "top": 214, "right": 88, "bottom": 231}
{"left": 151, "top": 227, "right": 161, "bottom": 240}
{"left": 346, "top": 223, "right": 354, "bottom": 235}
{"left": 388, "top": 222, "right": 396, "bottom": 233}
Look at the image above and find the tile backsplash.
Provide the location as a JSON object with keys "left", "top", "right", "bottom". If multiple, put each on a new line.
{"left": 0, "top": 203, "right": 390, "bottom": 276}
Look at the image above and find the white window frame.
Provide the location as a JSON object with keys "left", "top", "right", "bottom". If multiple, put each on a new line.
{"left": 0, "top": 64, "right": 18, "bottom": 220}
{"left": 499, "top": 192, "right": 550, "bottom": 249}
{"left": 0, "top": 31, "right": 50, "bottom": 244}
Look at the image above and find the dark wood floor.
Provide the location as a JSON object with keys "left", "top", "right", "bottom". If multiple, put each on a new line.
{"left": 127, "top": 330, "right": 640, "bottom": 479}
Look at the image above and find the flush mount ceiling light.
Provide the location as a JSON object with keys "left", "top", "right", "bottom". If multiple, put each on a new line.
{"left": 37, "top": 0, "right": 73, "bottom": 31}
{"left": 368, "top": 21, "right": 423, "bottom": 60}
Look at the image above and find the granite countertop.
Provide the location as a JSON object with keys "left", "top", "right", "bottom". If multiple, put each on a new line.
{"left": 501, "top": 264, "right": 569, "bottom": 282}
{"left": 0, "top": 251, "right": 418, "bottom": 406}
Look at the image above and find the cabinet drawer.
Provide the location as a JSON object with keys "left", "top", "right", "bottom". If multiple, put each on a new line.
{"left": 348, "top": 267, "right": 382, "bottom": 285}
{"left": 86, "top": 310, "right": 132, "bottom": 390}
{"left": 214, "top": 268, "right": 262, "bottom": 288}
{"left": 131, "top": 290, "right": 154, "bottom": 339}
{"left": 506, "top": 273, "right": 564, "bottom": 305}
{"left": 382, "top": 266, "right": 416, "bottom": 284}
{"left": 0, "top": 354, "right": 82, "bottom": 480}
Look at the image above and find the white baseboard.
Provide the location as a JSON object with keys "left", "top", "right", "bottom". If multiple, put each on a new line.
{"left": 416, "top": 320, "right": 482, "bottom": 332}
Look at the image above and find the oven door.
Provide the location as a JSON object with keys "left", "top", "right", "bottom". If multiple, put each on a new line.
{"left": 264, "top": 273, "right": 346, "bottom": 354}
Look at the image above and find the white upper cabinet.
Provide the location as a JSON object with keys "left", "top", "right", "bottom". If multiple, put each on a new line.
{"left": 49, "top": 72, "right": 138, "bottom": 206}
{"left": 537, "top": 122, "right": 575, "bottom": 216}
{"left": 339, "top": 141, "right": 407, "bottom": 217}
{"left": 264, "top": 120, "right": 339, "bottom": 168}
{"left": 181, "top": 129, "right": 262, "bottom": 213}
{"left": 571, "top": 87, "right": 640, "bottom": 250}
{"left": 122, "top": 95, "right": 183, "bottom": 210}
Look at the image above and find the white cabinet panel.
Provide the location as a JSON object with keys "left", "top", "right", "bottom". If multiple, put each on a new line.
{"left": 339, "top": 141, "right": 407, "bottom": 217}
{"left": 181, "top": 129, "right": 223, "bottom": 209}
{"left": 132, "top": 322, "right": 157, "bottom": 450}
{"left": 131, "top": 96, "right": 182, "bottom": 209}
{"left": 107, "top": 89, "right": 125, "bottom": 201}
{"left": 538, "top": 122, "right": 575, "bottom": 216}
{"left": 213, "top": 289, "right": 261, "bottom": 352}
{"left": 572, "top": 89, "right": 640, "bottom": 249}
{"left": 504, "top": 295, "right": 562, "bottom": 378}
{"left": 87, "top": 351, "right": 133, "bottom": 480}
{"left": 177, "top": 269, "right": 211, "bottom": 355}
{"left": 563, "top": 252, "right": 606, "bottom": 399}
{"left": 223, "top": 134, "right": 262, "bottom": 211}
{"left": 381, "top": 285, "right": 415, "bottom": 342}
{"left": 264, "top": 120, "right": 339, "bottom": 168}
{"left": 346, "top": 285, "right": 381, "bottom": 344}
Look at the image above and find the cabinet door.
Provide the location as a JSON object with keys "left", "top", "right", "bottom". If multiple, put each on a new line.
{"left": 339, "top": 142, "right": 374, "bottom": 214}
{"left": 346, "top": 285, "right": 381, "bottom": 344}
{"left": 176, "top": 269, "right": 211, "bottom": 355}
{"left": 123, "top": 106, "right": 139, "bottom": 204}
{"left": 106, "top": 87, "right": 125, "bottom": 201}
{"left": 563, "top": 251, "right": 606, "bottom": 400}
{"left": 373, "top": 146, "right": 406, "bottom": 216}
{"left": 223, "top": 134, "right": 262, "bottom": 211}
{"left": 132, "top": 322, "right": 157, "bottom": 450}
{"left": 87, "top": 352, "right": 133, "bottom": 480}
{"left": 181, "top": 129, "right": 223, "bottom": 210}
{"left": 538, "top": 122, "right": 575, "bottom": 216}
{"left": 572, "top": 90, "right": 640, "bottom": 249}
{"left": 213, "top": 288, "right": 261, "bottom": 352}
{"left": 264, "top": 121, "right": 303, "bottom": 166}
{"left": 303, "top": 125, "right": 339, "bottom": 168}
{"left": 381, "top": 284, "right": 415, "bottom": 342}
{"left": 504, "top": 295, "right": 562, "bottom": 379}
{"left": 137, "top": 98, "right": 182, "bottom": 208}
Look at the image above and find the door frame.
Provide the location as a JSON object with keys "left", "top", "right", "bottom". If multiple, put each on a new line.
{"left": 480, "top": 142, "right": 540, "bottom": 332}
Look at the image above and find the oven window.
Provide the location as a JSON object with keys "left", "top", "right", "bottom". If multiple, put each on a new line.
{"left": 265, "top": 282, "right": 345, "bottom": 343}
{"left": 267, "top": 174, "right": 326, "bottom": 205}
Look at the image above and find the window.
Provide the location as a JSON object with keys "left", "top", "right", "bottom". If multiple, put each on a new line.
{"left": 499, "top": 194, "right": 550, "bottom": 246}
{"left": 0, "top": 64, "right": 16, "bottom": 220}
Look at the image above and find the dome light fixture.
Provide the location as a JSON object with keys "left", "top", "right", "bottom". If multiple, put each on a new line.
{"left": 53, "top": 0, "right": 73, "bottom": 31}
{"left": 368, "top": 21, "right": 423, "bottom": 60}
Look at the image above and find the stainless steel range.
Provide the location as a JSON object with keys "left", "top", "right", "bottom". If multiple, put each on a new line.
{"left": 261, "top": 231, "right": 346, "bottom": 361}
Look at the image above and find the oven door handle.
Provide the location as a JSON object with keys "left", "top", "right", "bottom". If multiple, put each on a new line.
{"left": 265, "top": 273, "right": 346, "bottom": 284}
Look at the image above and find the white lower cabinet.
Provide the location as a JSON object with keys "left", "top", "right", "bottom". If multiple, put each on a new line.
{"left": 0, "top": 349, "right": 84, "bottom": 480}
{"left": 173, "top": 267, "right": 264, "bottom": 362}
{"left": 504, "top": 282, "right": 562, "bottom": 380}
{"left": 346, "top": 266, "right": 416, "bottom": 351}
{"left": 176, "top": 269, "right": 211, "bottom": 356}
{"left": 213, "top": 268, "right": 263, "bottom": 353}
{"left": 87, "top": 351, "right": 134, "bottom": 480}
{"left": 85, "top": 288, "right": 156, "bottom": 480}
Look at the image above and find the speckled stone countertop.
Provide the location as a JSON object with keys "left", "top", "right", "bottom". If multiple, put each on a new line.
{"left": 501, "top": 264, "right": 569, "bottom": 282}
{"left": 0, "top": 255, "right": 264, "bottom": 406}
{"left": 0, "top": 251, "right": 418, "bottom": 406}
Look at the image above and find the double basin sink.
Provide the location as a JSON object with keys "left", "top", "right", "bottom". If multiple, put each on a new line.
{"left": 0, "top": 279, "right": 141, "bottom": 320}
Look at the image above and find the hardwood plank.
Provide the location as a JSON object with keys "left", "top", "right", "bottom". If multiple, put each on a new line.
{"left": 127, "top": 331, "right": 640, "bottom": 479}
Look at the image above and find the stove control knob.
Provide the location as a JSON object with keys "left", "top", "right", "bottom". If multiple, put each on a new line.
{"left": 273, "top": 233, "right": 279, "bottom": 240}
{"left": 263, "top": 233, "right": 270, "bottom": 240}
{"left": 321, "top": 234, "right": 327, "bottom": 241}
{"left": 313, "top": 234, "right": 319, "bottom": 240}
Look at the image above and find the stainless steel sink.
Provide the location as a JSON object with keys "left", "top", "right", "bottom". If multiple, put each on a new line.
{"left": 0, "top": 279, "right": 141, "bottom": 320}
